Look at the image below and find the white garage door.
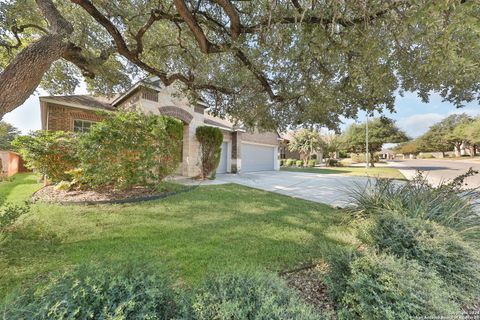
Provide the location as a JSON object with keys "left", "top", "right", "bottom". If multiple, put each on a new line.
{"left": 217, "top": 142, "right": 228, "bottom": 173}
{"left": 241, "top": 143, "right": 275, "bottom": 172}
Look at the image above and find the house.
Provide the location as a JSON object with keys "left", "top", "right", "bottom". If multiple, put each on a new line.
{"left": 0, "top": 151, "right": 28, "bottom": 177}
{"left": 40, "top": 78, "right": 281, "bottom": 177}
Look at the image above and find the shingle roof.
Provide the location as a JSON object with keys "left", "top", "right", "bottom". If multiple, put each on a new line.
{"left": 203, "top": 113, "right": 236, "bottom": 131}
{"left": 40, "top": 95, "right": 116, "bottom": 111}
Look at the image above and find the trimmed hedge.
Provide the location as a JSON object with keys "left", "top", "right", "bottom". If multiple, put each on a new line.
{"left": 196, "top": 126, "right": 223, "bottom": 179}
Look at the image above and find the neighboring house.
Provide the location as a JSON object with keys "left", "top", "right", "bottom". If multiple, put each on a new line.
{"left": 278, "top": 132, "right": 301, "bottom": 160}
{"left": 379, "top": 148, "right": 396, "bottom": 160}
{"left": 40, "top": 77, "right": 281, "bottom": 177}
{"left": 0, "top": 151, "right": 28, "bottom": 177}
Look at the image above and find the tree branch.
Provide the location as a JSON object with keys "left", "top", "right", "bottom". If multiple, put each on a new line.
{"left": 0, "top": 0, "right": 74, "bottom": 117}
{"left": 212, "top": 0, "right": 241, "bottom": 40}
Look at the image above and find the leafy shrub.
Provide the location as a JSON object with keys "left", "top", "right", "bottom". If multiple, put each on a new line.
{"left": 196, "top": 126, "right": 223, "bottom": 179}
{"left": 285, "top": 159, "right": 295, "bottom": 166}
{"left": 54, "top": 181, "right": 72, "bottom": 191}
{"left": 325, "top": 159, "right": 341, "bottom": 167}
{"left": 307, "top": 159, "right": 316, "bottom": 167}
{"left": 188, "top": 272, "right": 321, "bottom": 320}
{"left": 0, "top": 201, "right": 29, "bottom": 231}
{"left": 361, "top": 213, "right": 480, "bottom": 305}
{"left": 337, "top": 253, "right": 460, "bottom": 320}
{"left": 12, "top": 131, "right": 78, "bottom": 182}
{"left": 295, "top": 160, "right": 303, "bottom": 167}
{"left": 348, "top": 171, "right": 480, "bottom": 242}
{"left": 418, "top": 153, "right": 435, "bottom": 159}
{"left": 1, "top": 264, "right": 181, "bottom": 319}
{"left": 78, "top": 112, "right": 183, "bottom": 190}
{"left": 351, "top": 153, "right": 379, "bottom": 164}
{"left": 324, "top": 248, "right": 359, "bottom": 304}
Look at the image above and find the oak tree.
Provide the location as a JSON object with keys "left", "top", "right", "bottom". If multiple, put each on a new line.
{"left": 341, "top": 117, "right": 409, "bottom": 166}
{"left": 1, "top": 0, "right": 478, "bottom": 129}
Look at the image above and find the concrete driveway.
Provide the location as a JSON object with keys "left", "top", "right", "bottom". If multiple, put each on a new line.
{"left": 196, "top": 171, "right": 374, "bottom": 207}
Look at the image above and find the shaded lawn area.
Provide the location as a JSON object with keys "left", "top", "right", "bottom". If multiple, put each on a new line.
{"left": 0, "top": 174, "right": 353, "bottom": 299}
{"left": 281, "top": 166, "right": 406, "bottom": 180}
{"left": 0, "top": 173, "right": 41, "bottom": 205}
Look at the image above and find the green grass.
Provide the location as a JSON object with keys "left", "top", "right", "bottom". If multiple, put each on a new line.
{"left": 0, "top": 174, "right": 352, "bottom": 298}
{"left": 281, "top": 166, "right": 406, "bottom": 180}
{"left": 0, "top": 173, "right": 41, "bottom": 205}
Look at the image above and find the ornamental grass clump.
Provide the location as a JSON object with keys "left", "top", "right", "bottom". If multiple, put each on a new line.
{"left": 347, "top": 170, "right": 480, "bottom": 243}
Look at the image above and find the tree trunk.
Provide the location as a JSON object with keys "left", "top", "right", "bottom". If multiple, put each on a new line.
{"left": 369, "top": 152, "right": 375, "bottom": 167}
{"left": 0, "top": 0, "right": 73, "bottom": 118}
{"left": 0, "top": 34, "right": 70, "bottom": 118}
{"left": 454, "top": 143, "right": 461, "bottom": 157}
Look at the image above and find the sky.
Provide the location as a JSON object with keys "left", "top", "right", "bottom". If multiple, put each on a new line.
{"left": 3, "top": 85, "right": 479, "bottom": 138}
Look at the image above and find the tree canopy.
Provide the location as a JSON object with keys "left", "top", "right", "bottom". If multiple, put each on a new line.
{"left": 1, "top": 1, "right": 479, "bottom": 129}
{"left": 0, "top": 121, "right": 20, "bottom": 150}
{"left": 288, "top": 128, "right": 323, "bottom": 162}
{"left": 416, "top": 114, "right": 473, "bottom": 155}
{"left": 341, "top": 117, "right": 409, "bottom": 165}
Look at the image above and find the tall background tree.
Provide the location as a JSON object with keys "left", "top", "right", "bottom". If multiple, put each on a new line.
{"left": 0, "top": 121, "right": 20, "bottom": 150}
{"left": 1, "top": 1, "right": 479, "bottom": 128}
{"left": 288, "top": 129, "right": 323, "bottom": 163}
{"left": 341, "top": 117, "right": 409, "bottom": 167}
{"left": 416, "top": 114, "right": 472, "bottom": 157}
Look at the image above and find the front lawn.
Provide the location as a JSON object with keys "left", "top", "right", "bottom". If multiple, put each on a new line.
{"left": 0, "top": 174, "right": 352, "bottom": 299}
{"left": 0, "top": 173, "right": 40, "bottom": 204}
{"left": 281, "top": 166, "right": 406, "bottom": 180}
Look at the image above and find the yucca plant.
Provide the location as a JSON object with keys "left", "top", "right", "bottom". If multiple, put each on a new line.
{"left": 347, "top": 169, "right": 480, "bottom": 244}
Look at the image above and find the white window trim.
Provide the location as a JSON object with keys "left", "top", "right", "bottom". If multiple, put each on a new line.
{"left": 73, "top": 119, "right": 96, "bottom": 133}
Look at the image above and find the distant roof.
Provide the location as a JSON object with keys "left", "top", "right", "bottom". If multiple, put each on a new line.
{"left": 40, "top": 95, "right": 116, "bottom": 111}
{"left": 204, "top": 113, "right": 236, "bottom": 131}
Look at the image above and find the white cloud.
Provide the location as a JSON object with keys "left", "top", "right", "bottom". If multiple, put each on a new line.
{"left": 398, "top": 113, "right": 444, "bottom": 138}
{"left": 447, "top": 108, "right": 480, "bottom": 117}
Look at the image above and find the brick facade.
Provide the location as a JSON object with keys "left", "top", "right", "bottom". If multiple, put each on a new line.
{"left": 41, "top": 83, "right": 280, "bottom": 177}
{"left": 46, "top": 103, "right": 105, "bottom": 131}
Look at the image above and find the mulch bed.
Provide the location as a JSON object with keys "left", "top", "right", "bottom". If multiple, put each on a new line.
{"left": 32, "top": 185, "right": 193, "bottom": 205}
{"left": 281, "top": 262, "right": 335, "bottom": 315}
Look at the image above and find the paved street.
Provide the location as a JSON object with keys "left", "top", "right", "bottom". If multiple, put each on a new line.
{"left": 391, "top": 159, "right": 480, "bottom": 188}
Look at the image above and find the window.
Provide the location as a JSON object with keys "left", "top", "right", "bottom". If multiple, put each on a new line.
{"left": 73, "top": 120, "right": 95, "bottom": 133}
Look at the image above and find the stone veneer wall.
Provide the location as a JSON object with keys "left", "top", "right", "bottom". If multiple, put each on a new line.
{"left": 46, "top": 103, "right": 105, "bottom": 131}
{"left": 242, "top": 129, "right": 279, "bottom": 145}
